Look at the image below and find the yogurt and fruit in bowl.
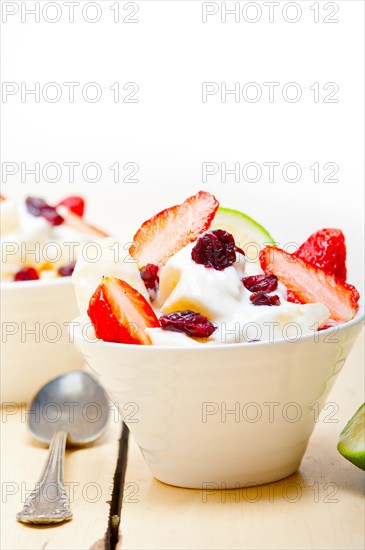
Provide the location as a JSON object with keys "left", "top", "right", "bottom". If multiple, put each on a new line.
{"left": 72, "top": 190, "right": 363, "bottom": 488}
{"left": 0, "top": 194, "right": 107, "bottom": 282}
{"left": 0, "top": 193, "right": 107, "bottom": 403}
{"left": 73, "top": 190, "right": 360, "bottom": 346}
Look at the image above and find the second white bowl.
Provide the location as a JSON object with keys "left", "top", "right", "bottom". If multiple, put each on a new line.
{"left": 1, "top": 277, "right": 84, "bottom": 403}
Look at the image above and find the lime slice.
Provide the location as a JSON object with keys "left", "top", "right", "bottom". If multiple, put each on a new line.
{"left": 210, "top": 207, "right": 275, "bottom": 262}
{"left": 337, "top": 403, "right": 365, "bottom": 471}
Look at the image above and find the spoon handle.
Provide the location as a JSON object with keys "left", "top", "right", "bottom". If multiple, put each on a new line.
{"left": 17, "top": 431, "right": 73, "bottom": 524}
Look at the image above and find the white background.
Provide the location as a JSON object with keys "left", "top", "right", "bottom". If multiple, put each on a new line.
{"left": 1, "top": 0, "right": 364, "bottom": 286}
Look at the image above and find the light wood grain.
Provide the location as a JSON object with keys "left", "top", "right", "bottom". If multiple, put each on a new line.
{"left": 1, "top": 404, "right": 122, "bottom": 550}
{"left": 120, "top": 333, "right": 365, "bottom": 550}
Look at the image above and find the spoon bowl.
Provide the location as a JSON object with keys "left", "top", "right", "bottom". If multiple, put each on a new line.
{"left": 28, "top": 370, "right": 110, "bottom": 445}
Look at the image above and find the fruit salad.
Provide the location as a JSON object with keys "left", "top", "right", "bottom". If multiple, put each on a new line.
{"left": 0, "top": 194, "right": 107, "bottom": 282}
{"left": 72, "top": 191, "right": 360, "bottom": 346}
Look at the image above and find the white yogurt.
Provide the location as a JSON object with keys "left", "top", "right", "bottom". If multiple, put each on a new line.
{"left": 148, "top": 241, "right": 330, "bottom": 345}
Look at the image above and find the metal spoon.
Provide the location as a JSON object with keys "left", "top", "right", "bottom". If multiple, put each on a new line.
{"left": 16, "top": 370, "right": 110, "bottom": 525}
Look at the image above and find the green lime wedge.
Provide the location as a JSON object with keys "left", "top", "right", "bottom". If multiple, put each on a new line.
{"left": 210, "top": 207, "right": 275, "bottom": 262}
{"left": 337, "top": 403, "right": 365, "bottom": 471}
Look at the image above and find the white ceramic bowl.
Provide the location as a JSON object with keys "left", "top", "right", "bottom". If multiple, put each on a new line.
{"left": 73, "top": 311, "right": 364, "bottom": 489}
{"left": 1, "top": 277, "right": 84, "bottom": 404}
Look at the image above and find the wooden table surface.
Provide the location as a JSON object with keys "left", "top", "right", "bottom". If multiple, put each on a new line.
{"left": 1, "top": 333, "right": 364, "bottom": 550}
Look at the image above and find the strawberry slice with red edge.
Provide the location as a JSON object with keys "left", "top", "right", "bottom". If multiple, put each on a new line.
{"left": 260, "top": 246, "right": 359, "bottom": 322}
{"left": 59, "top": 207, "right": 109, "bottom": 238}
{"left": 287, "top": 228, "right": 347, "bottom": 304}
{"left": 56, "top": 196, "right": 85, "bottom": 217}
{"left": 88, "top": 277, "right": 160, "bottom": 345}
{"left": 295, "top": 228, "right": 347, "bottom": 281}
{"left": 129, "top": 191, "right": 219, "bottom": 268}
{"left": 287, "top": 289, "right": 303, "bottom": 304}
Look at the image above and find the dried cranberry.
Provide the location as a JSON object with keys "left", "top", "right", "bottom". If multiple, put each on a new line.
{"left": 14, "top": 267, "right": 39, "bottom": 282}
{"left": 242, "top": 273, "right": 278, "bottom": 293}
{"left": 41, "top": 206, "right": 64, "bottom": 226}
{"left": 25, "top": 197, "right": 48, "bottom": 216}
{"left": 26, "top": 196, "right": 64, "bottom": 226}
{"left": 250, "top": 292, "right": 281, "bottom": 306}
{"left": 160, "top": 310, "right": 217, "bottom": 338}
{"left": 191, "top": 229, "right": 237, "bottom": 270}
{"left": 58, "top": 262, "right": 76, "bottom": 277}
{"left": 140, "top": 264, "right": 159, "bottom": 293}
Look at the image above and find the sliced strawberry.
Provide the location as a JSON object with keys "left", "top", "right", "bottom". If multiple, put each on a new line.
{"left": 294, "top": 228, "right": 347, "bottom": 281}
{"left": 58, "top": 207, "right": 109, "bottom": 238}
{"left": 56, "top": 196, "right": 85, "bottom": 217}
{"left": 260, "top": 247, "right": 359, "bottom": 322}
{"left": 287, "top": 289, "right": 302, "bottom": 304}
{"left": 88, "top": 277, "right": 160, "bottom": 345}
{"left": 129, "top": 191, "right": 219, "bottom": 268}
{"left": 287, "top": 228, "right": 347, "bottom": 304}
